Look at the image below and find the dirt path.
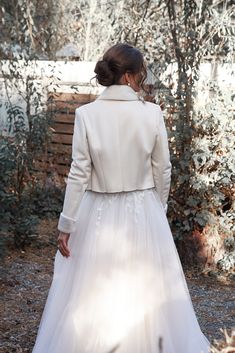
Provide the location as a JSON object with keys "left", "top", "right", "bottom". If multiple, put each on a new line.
{"left": 1, "top": 219, "right": 234, "bottom": 353}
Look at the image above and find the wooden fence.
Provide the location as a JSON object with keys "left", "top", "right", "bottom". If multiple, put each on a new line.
{"left": 35, "top": 92, "right": 97, "bottom": 177}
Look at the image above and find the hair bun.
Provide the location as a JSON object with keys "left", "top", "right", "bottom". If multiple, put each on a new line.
{"left": 94, "top": 60, "right": 115, "bottom": 87}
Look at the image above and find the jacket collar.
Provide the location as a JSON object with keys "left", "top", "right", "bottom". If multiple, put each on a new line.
{"left": 96, "top": 84, "right": 141, "bottom": 101}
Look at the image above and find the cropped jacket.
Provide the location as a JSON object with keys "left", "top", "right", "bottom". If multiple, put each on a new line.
{"left": 58, "top": 84, "right": 172, "bottom": 233}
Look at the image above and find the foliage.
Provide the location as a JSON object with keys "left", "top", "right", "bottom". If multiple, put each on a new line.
{"left": 0, "top": 0, "right": 117, "bottom": 59}
{"left": 169, "top": 82, "right": 235, "bottom": 271}
{"left": 191, "top": 84, "right": 234, "bottom": 230}
{"left": 0, "top": 133, "right": 37, "bottom": 255}
{"left": 0, "top": 132, "right": 63, "bottom": 256}
{"left": 0, "top": 123, "right": 50, "bottom": 254}
{"left": 0, "top": 66, "right": 55, "bottom": 252}
{"left": 0, "top": 0, "right": 52, "bottom": 58}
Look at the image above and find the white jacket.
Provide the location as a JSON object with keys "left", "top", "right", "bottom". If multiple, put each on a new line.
{"left": 58, "top": 84, "right": 172, "bottom": 233}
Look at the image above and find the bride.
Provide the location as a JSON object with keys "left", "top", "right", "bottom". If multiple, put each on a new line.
{"left": 32, "top": 43, "right": 211, "bottom": 353}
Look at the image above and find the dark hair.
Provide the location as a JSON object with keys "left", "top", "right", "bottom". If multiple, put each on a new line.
{"left": 94, "top": 43, "right": 147, "bottom": 90}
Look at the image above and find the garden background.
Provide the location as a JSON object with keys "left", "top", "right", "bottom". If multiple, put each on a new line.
{"left": 0, "top": 1, "right": 234, "bottom": 352}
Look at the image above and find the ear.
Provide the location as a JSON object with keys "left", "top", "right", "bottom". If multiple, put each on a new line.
{"left": 124, "top": 72, "right": 131, "bottom": 84}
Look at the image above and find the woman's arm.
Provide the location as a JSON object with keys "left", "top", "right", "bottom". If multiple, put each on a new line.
{"left": 151, "top": 106, "right": 172, "bottom": 213}
{"left": 57, "top": 108, "right": 92, "bottom": 233}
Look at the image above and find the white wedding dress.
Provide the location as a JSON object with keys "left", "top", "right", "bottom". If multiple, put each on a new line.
{"left": 32, "top": 187, "right": 211, "bottom": 353}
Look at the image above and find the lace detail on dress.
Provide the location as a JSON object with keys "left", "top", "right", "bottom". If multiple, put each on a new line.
{"left": 95, "top": 193, "right": 119, "bottom": 236}
{"left": 125, "top": 190, "right": 146, "bottom": 223}
{"left": 94, "top": 188, "right": 155, "bottom": 235}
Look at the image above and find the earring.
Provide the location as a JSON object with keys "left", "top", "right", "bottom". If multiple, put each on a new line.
{"left": 127, "top": 82, "right": 131, "bottom": 86}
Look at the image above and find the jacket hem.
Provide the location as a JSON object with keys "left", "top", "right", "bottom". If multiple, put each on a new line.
{"left": 86, "top": 184, "right": 156, "bottom": 193}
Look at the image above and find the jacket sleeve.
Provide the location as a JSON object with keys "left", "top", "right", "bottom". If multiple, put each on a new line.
{"left": 151, "top": 106, "right": 172, "bottom": 213}
{"left": 57, "top": 108, "right": 92, "bottom": 233}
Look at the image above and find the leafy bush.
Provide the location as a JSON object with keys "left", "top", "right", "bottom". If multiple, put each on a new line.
{"left": 0, "top": 137, "right": 64, "bottom": 256}
{"left": 167, "top": 83, "right": 234, "bottom": 272}
{"left": 0, "top": 99, "right": 63, "bottom": 255}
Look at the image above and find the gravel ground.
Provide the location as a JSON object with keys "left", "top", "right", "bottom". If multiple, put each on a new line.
{"left": 1, "top": 219, "right": 234, "bottom": 353}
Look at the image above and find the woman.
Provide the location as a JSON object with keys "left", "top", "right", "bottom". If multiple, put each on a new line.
{"left": 32, "top": 43, "right": 211, "bottom": 353}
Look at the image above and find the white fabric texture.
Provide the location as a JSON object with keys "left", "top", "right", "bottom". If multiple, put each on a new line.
{"left": 58, "top": 84, "right": 172, "bottom": 233}
{"left": 32, "top": 188, "right": 211, "bottom": 353}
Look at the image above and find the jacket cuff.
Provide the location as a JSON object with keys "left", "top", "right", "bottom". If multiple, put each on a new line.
{"left": 57, "top": 213, "right": 76, "bottom": 233}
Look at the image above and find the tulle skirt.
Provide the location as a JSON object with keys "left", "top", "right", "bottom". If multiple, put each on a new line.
{"left": 32, "top": 187, "right": 211, "bottom": 353}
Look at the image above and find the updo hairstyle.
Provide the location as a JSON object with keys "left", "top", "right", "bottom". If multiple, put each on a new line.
{"left": 94, "top": 43, "right": 147, "bottom": 90}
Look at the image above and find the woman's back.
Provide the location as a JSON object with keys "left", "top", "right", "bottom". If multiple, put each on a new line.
{"left": 80, "top": 84, "right": 168, "bottom": 193}
{"left": 58, "top": 83, "right": 172, "bottom": 233}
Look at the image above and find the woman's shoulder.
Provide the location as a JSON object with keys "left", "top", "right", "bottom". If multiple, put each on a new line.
{"left": 75, "top": 100, "right": 99, "bottom": 116}
{"left": 144, "top": 101, "right": 161, "bottom": 111}
{"left": 138, "top": 101, "right": 162, "bottom": 120}
{"left": 75, "top": 99, "right": 162, "bottom": 118}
